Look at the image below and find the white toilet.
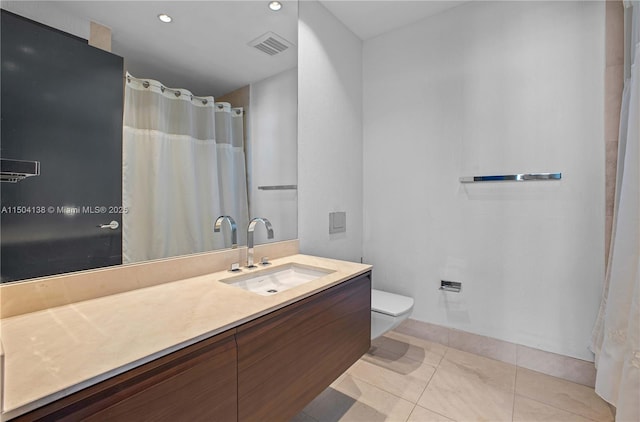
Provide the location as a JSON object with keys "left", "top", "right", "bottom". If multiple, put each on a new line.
{"left": 371, "top": 289, "right": 414, "bottom": 340}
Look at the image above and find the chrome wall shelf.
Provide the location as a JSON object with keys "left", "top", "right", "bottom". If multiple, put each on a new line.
{"left": 459, "top": 172, "right": 561, "bottom": 183}
{"left": 257, "top": 185, "right": 298, "bottom": 191}
{"left": 1, "top": 158, "right": 40, "bottom": 183}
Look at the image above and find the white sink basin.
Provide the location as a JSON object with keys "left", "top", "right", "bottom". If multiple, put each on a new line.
{"left": 220, "top": 263, "right": 335, "bottom": 296}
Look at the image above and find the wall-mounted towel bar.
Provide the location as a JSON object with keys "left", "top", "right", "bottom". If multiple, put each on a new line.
{"left": 459, "top": 172, "right": 561, "bottom": 183}
{"left": 257, "top": 185, "right": 298, "bottom": 191}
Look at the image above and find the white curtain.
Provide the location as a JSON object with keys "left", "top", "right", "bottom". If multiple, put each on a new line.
{"left": 591, "top": 2, "right": 640, "bottom": 420}
{"left": 123, "top": 74, "right": 249, "bottom": 263}
{"left": 214, "top": 102, "right": 250, "bottom": 246}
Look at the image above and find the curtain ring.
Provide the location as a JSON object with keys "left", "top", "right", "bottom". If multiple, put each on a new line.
{"left": 202, "top": 99, "right": 208, "bottom": 105}
{"left": 142, "top": 81, "right": 150, "bottom": 88}
{"left": 160, "top": 86, "right": 165, "bottom": 93}
{"left": 175, "top": 91, "right": 181, "bottom": 98}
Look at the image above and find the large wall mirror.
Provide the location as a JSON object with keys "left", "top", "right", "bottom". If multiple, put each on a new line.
{"left": 0, "top": 1, "right": 298, "bottom": 283}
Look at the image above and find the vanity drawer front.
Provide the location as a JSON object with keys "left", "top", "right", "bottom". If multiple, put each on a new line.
{"left": 13, "top": 331, "right": 237, "bottom": 422}
{"left": 236, "top": 272, "right": 372, "bottom": 422}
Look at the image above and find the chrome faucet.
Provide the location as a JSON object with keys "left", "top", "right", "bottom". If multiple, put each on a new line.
{"left": 246, "top": 217, "right": 274, "bottom": 268}
{"left": 214, "top": 215, "right": 238, "bottom": 249}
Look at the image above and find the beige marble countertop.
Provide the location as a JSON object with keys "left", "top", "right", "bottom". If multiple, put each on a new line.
{"left": 0, "top": 254, "right": 371, "bottom": 420}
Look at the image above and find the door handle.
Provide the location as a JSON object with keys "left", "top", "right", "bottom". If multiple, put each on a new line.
{"left": 98, "top": 220, "right": 119, "bottom": 230}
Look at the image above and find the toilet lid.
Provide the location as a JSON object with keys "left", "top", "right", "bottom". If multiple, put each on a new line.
{"left": 371, "top": 289, "right": 414, "bottom": 317}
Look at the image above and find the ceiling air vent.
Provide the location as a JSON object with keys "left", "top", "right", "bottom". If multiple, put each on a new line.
{"left": 249, "top": 32, "right": 294, "bottom": 56}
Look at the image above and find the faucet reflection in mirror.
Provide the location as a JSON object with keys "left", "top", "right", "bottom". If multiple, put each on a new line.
{"left": 214, "top": 216, "right": 238, "bottom": 249}
{"left": 122, "top": 74, "right": 249, "bottom": 264}
{"left": 247, "top": 217, "right": 274, "bottom": 268}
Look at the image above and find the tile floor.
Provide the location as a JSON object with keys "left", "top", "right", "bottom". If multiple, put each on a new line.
{"left": 291, "top": 330, "right": 614, "bottom": 422}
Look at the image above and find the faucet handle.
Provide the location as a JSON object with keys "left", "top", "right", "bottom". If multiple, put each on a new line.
{"left": 260, "top": 257, "right": 271, "bottom": 266}
{"left": 229, "top": 262, "right": 241, "bottom": 272}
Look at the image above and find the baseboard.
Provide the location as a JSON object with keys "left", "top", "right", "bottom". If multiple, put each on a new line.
{"left": 395, "top": 318, "right": 596, "bottom": 388}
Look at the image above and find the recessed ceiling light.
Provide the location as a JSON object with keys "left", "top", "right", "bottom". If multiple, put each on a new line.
{"left": 158, "top": 14, "right": 173, "bottom": 23}
{"left": 268, "top": 1, "right": 282, "bottom": 12}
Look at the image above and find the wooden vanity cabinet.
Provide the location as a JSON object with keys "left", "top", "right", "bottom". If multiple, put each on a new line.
{"left": 13, "top": 331, "right": 238, "bottom": 422}
{"left": 11, "top": 272, "right": 371, "bottom": 422}
{"left": 236, "top": 272, "right": 371, "bottom": 422}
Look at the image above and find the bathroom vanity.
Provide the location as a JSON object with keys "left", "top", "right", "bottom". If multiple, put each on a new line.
{"left": 0, "top": 252, "right": 371, "bottom": 421}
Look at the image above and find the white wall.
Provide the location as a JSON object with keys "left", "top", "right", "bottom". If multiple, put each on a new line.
{"left": 249, "top": 68, "right": 298, "bottom": 244}
{"left": 298, "top": 1, "right": 363, "bottom": 262}
{"left": 363, "top": 1, "right": 605, "bottom": 361}
{"left": 1, "top": 1, "right": 89, "bottom": 39}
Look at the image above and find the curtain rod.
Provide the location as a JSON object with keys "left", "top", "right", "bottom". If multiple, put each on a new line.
{"left": 125, "top": 74, "right": 213, "bottom": 105}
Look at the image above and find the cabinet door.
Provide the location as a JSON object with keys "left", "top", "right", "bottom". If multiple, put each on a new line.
{"left": 236, "top": 272, "right": 372, "bottom": 422}
{"left": 12, "top": 331, "right": 237, "bottom": 422}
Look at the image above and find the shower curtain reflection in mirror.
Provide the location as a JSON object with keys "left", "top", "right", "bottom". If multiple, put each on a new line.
{"left": 122, "top": 74, "right": 249, "bottom": 263}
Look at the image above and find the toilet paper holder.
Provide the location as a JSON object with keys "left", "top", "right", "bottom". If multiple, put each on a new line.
{"left": 440, "top": 280, "right": 462, "bottom": 293}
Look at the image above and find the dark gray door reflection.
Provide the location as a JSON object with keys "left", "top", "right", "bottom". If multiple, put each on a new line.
{"left": 1, "top": 10, "right": 123, "bottom": 282}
